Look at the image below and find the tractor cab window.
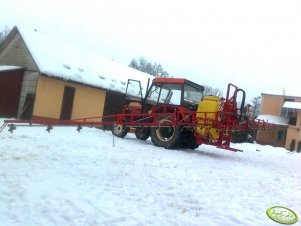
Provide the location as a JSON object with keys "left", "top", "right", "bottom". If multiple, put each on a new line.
{"left": 158, "top": 83, "right": 182, "bottom": 105}
{"left": 146, "top": 84, "right": 160, "bottom": 104}
{"left": 184, "top": 84, "right": 203, "bottom": 105}
{"left": 145, "top": 83, "right": 182, "bottom": 105}
{"left": 125, "top": 79, "right": 143, "bottom": 102}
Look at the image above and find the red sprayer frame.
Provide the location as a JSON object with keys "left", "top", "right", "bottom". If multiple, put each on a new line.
{"left": 0, "top": 109, "right": 281, "bottom": 152}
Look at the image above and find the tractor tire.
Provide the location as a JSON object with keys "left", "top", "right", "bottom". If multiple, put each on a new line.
{"left": 150, "top": 118, "right": 181, "bottom": 149}
{"left": 179, "top": 142, "right": 200, "bottom": 150}
{"left": 135, "top": 127, "right": 150, "bottom": 140}
{"left": 182, "top": 143, "right": 200, "bottom": 150}
{"left": 179, "top": 130, "right": 199, "bottom": 150}
{"left": 112, "top": 124, "right": 129, "bottom": 138}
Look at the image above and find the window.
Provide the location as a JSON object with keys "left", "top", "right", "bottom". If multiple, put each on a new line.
{"left": 158, "top": 84, "right": 182, "bottom": 105}
{"left": 277, "top": 130, "right": 286, "bottom": 141}
{"left": 280, "top": 99, "right": 296, "bottom": 120}
{"left": 125, "top": 79, "right": 142, "bottom": 101}
{"left": 184, "top": 84, "right": 203, "bottom": 105}
{"left": 281, "top": 99, "right": 297, "bottom": 125}
{"left": 146, "top": 84, "right": 161, "bottom": 104}
{"left": 280, "top": 108, "right": 295, "bottom": 118}
{"left": 145, "top": 83, "right": 182, "bottom": 105}
{"left": 280, "top": 108, "right": 297, "bottom": 126}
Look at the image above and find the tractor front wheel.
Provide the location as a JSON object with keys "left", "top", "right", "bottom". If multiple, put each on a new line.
{"left": 150, "top": 118, "right": 181, "bottom": 149}
{"left": 135, "top": 127, "right": 150, "bottom": 140}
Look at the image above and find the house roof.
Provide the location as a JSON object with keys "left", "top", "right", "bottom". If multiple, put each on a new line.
{"left": 13, "top": 26, "right": 154, "bottom": 95}
{"left": 283, "top": 101, "right": 301, "bottom": 110}
{"left": 0, "top": 65, "right": 23, "bottom": 72}
{"left": 256, "top": 114, "right": 288, "bottom": 126}
{"left": 261, "top": 93, "right": 301, "bottom": 99}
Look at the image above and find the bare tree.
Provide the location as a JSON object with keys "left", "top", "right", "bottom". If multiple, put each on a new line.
{"left": 0, "top": 26, "right": 11, "bottom": 44}
{"left": 202, "top": 84, "right": 223, "bottom": 97}
{"left": 250, "top": 96, "right": 261, "bottom": 117}
{"left": 129, "top": 57, "right": 169, "bottom": 77}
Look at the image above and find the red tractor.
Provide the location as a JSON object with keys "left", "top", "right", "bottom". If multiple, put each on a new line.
{"left": 112, "top": 77, "right": 249, "bottom": 151}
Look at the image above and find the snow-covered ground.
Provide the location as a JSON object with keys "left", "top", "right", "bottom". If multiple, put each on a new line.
{"left": 0, "top": 119, "right": 300, "bottom": 226}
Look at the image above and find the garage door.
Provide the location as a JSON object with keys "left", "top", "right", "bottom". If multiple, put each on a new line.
{"left": 0, "top": 69, "right": 24, "bottom": 118}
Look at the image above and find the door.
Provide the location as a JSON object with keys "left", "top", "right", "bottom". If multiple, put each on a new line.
{"left": 103, "top": 91, "right": 125, "bottom": 129}
{"left": 0, "top": 69, "right": 24, "bottom": 118}
{"left": 60, "top": 86, "right": 75, "bottom": 120}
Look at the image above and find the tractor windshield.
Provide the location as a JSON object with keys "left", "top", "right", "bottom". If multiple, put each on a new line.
{"left": 146, "top": 83, "right": 182, "bottom": 105}
{"left": 158, "top": 83, "right": 182, "bottom": 105}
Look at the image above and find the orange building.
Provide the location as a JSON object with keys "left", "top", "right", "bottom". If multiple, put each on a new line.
{"left": 257, "top": 93, "right": 301, "bottom": 151}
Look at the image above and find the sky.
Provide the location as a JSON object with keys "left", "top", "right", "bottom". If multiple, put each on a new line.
{"left": 1, "top": 0, "right": 301, "bottom": 102}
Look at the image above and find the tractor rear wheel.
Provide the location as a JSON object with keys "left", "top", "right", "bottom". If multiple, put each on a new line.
{"left": 179, "top": 129, "right": 200, "bottom": 150}
{"left": 181, "top": 142, "right": 199, "bottom": 150}
{"left": 112, "top": 124, "right": 129, "bottom": 138}
{"left": 135, "top": 127, "right": 150, "bottom": 140}
{"left": 150, "top": 118, "right": 181, "bottom": 149}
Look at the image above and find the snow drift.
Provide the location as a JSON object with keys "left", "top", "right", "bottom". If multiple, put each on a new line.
{"left": 0, "top": 119, "right": 300, "bottom": 226}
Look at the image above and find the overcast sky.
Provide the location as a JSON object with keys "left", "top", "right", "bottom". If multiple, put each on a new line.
{"left": 1, "top": 0, "right": 301, "bottom": 101}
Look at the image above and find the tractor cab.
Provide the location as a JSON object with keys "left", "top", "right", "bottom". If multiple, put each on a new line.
{"left": 123, "top": 78, "right": 204, "bottom": 114}
{"left": 142, "top": 78, "right": 204, "bottom": 113}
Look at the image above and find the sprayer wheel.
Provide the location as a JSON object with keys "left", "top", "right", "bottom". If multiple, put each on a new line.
{"left": 112, "top": 124, "right": 129, "bottom": 138}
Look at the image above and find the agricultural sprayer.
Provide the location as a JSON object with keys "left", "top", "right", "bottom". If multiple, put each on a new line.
{"left": 0, "top": 78, "right": 280, "bottom": 152}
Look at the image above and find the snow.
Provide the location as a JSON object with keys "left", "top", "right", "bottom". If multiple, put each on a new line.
{"left": 0, "top": 118, "right": 300, "bottom": 226}
{"left": 283, "top": 101, "right": 301, "bottom": 110}
{"left": 256, "top": 114, "right": 289, "bottom": 126}
{"left": 0, "top": 65, "right": 23, "bottom": 72}
{"left": 17, "top": 27, "right": 154, "bottom": 95}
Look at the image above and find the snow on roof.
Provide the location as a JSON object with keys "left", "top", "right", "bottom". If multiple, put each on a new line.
{"left": 256, "top": 114, "right": 288, "bottom": 126}
{"left": 0, "top": 65, "right": 23, "bottom": 72}
{"left": 17, "top": 27, "right": 154, "bottom": 95}
{"left": 283, "top": 101, "right": 301, "bottom": 110}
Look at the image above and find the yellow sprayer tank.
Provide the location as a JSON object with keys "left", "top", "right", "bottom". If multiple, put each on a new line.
{"left": 196, "top": 95, "right": 220, "bottom": 139}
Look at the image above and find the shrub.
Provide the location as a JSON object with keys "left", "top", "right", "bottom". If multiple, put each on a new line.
{"left": 231, "top": 131, "right": 254, "bottom": 143}
{"left": 297, "top": 141, "right": 301, "bottom": 153}
{"left": 290, "top": 139, "right": 296, "bottom": 152}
